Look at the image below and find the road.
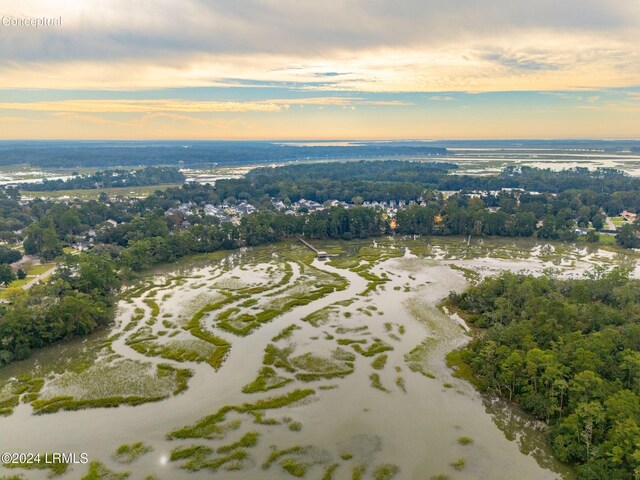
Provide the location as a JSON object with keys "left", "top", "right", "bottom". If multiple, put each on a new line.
{"left": 21, "top": 266, "right": 56, "bottom": 290}
{"left": 605, "top": 216, "right": 617, "bottom": 231}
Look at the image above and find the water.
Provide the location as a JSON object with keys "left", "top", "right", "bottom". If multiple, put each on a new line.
{"left": 3, "top": 237, "right": 632, "bottom": 479}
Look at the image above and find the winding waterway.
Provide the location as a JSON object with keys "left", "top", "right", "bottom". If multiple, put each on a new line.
{"left": 1, "top": 237, "right": 637, "bottom": 479}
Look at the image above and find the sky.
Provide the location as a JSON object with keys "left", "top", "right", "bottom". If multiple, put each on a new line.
{"left": 0, "top": 0, "right": 639, "bottom": 140}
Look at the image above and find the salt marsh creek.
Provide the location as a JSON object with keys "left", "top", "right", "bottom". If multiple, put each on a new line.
{"left": 2, "top": 237, "right": 637, "bottom": 479}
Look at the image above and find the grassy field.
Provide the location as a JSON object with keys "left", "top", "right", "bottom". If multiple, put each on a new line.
{"left": 610, "top": 216, "right": 627, "bottom": 228}
{"left": 27, "top": 263, "right": 56, "bottom": 276}
{"left": 597, "top": 233, "right": 617, "bottom": 245}
{"left": 20, "top": 183, "right": 181, "bottom": 200}
{"left": 0, "top": 262, "right": 56, "bottom": 298}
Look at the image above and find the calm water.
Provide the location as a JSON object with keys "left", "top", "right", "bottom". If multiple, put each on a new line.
{"left": 3, "top": 237, "right": 633, "bottom": 479}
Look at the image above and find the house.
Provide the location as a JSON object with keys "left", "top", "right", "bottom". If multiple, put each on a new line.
{"left": 236, "top": 202, "right": 257, "bottom": 215}
{"left": 622, "top": 211, "right": 637, "bottom": 223}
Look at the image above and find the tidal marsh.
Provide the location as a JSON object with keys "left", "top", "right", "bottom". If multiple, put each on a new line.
{"left": 0, "top": 238, "right": 606, "bottom": 479}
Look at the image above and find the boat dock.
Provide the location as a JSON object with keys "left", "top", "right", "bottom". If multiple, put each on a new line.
{"left": 297, "top": 237, "right": 330, "bottom": 260}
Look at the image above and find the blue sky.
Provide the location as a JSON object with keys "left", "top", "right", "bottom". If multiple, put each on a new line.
{"left": 0, "top": 0, "right": 638, "bottom": 139}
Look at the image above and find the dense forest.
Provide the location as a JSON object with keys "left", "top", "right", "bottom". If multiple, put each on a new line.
{"left": 0, "top": 253, "right": 119, "bottom": 365}
{"left": 449, "top": 269, "right": 640, "bottom": 479}
{"left": 0, "top": 141, "right": 447, "bottom": 168}
{"left": 2, "top": 139, "right": 638, "bottom": 169}
{"left": 18, "top": 166, "right": 185, "bottom": 191}
{"left": 199, "top": 161, "right": 640, "bottom": 213}
{"left": 11, "top": 159, "right": 640, "bottom": 218}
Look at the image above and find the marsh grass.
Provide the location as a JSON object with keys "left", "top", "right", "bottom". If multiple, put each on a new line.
{"left": 448, "top": 264, "right": 480, "bottom": 285}
{"left": 290, "top": 349, "right": 355, "bottom": 382}
{"left": 251, "top": 412, "right": 280, "bottom": 425}
{"left": 450, "top": 458, "right": 465, "bottom": 470}
{"left": 303, "top": 306, "right": 338, "bottom": 326}
{"left": 405, "top": 337, "right": 438, "bottom": 378}
{"left": 445, "top": 350, "right": 478, "bottom": 387}
{"left": 1, "top": 376, "right": 44, "bottom": 415}
{"left": 170, "top": 445, "right": 212, "bottom": 462}
{"left": 182, "top": 298, "right": 233, "bottom": 369}
{"left": 112, "top": 442, "right": 153, "bottom": 464}
{"left": 272, "top": 324, "right": 301, "bottom": 342}
{"left": 216, "top": 264, "right": 346, "bottom": 336}
{"left": 143, "top": 299, "right": 160, "bottom": 317}
{"left": 264, "top": 344, "right": 296, "bottom": 373}
{"left": 170, "top": 444, "right": 247, "bottom": 472}
{"left": 371, "top": 354, "right": 388, "bottom": 370}
{"left": 281, "top": 457, "right": 310, "bottom": 477}
{"left": 369, "top": 374, "right": 390, "bottom": 393}
{"left": 242, "top": 367, "right": 293, "bottom": 393}
{"left": 217, "top": 431, "right": 260, "bottom": 453}
{"left": 373, "top": 464, "right": 400, "bottom": 479}
{"left": 318, "top": 385, "right": 338, "bottom": 391}
{"left": 31, "top": 361, "right": 190, "bottom": 414}
{"left": 288, "top": 421, "right": 302, "bottom": 431}
{"left": 353, "top": 338, "right": 393, "bottom": 358}
{"left": 322, "top": 463, "right": 339, "bottom": 480}
{"left": 81, "top": 461, "right": 130, "bottom": 480}
{"left": 457, "top": 436, "right": 473, "bottom": 445}
{"left": 128, "top": 335, "right": 221, "bottom": 367}
{"left": 263, "top": 443, "right": 330, "bottom": 478}
{"left": 335, "top": 326, "right": 368, "bottom": 334}
{"left": 352, "top": 463, "right": 367, "bottom": 480}
{"left": 337, "top": 338, "right": 367, "bottom": 346}
{"left": 262, "top": 446, "right": 310, "bottom": 470}
{"left": 168, "top": 389, "right": 315, "bottom": 439}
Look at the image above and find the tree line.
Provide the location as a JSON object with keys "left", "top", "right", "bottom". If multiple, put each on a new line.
{"left": 0, "top": 254, "right": 119, "bottom": 366}
{"left": 449, "top": 268, "right": 640, "bottom": 479}
{"left": 0, "top": 141, "right": 447, "bottom": 168}
{"left": 18, "top": 166, "right": 185, "bottom": 191}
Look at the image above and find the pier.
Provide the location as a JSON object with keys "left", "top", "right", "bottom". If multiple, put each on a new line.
{"left": 297, "top": 237, "right": 330, "bottom": 260}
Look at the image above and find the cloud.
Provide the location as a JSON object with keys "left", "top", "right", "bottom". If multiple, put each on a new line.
{"left": 0, "top": 99, "right": 283, "bottom": 113}
{"left": 51, "top": 111, "right": 240, "bottom": 130}
{"left": 0, "top": 97, "right": 413, "bottom": 115}
{"left": 481, "top": 51, "right": 561, "bottom": 71}
{"left": 428, "top": 96, "right": 455, "bottom": 101}
{"left": 1, "top": 0, "right": 637, "bottom": 62}
{"left": 0, "top": 1, "right": 638, "bottom": 92}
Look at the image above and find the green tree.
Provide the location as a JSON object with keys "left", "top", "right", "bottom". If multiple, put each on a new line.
{"left": 0, "top": 264, "right": 16, "bottom": 285}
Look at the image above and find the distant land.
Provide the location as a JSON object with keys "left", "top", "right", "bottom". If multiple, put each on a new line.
{"left": 0, "top": 139, "right": 638, "bottom": 169}
{"left": 0, "top": 141, "right": 448, "bottom": 168}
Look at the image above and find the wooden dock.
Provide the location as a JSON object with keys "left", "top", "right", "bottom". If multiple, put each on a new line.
{"left": 297, "top": 237, "right": 330, "bottom": 259}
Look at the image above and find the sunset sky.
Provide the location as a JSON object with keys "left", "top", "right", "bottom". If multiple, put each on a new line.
{"left": 0, "top": 0, "right": 639, "bottom": 140}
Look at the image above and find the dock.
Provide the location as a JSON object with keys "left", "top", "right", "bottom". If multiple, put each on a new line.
{"left": 297, "top": 237, "right": 330, "bottom": 260}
